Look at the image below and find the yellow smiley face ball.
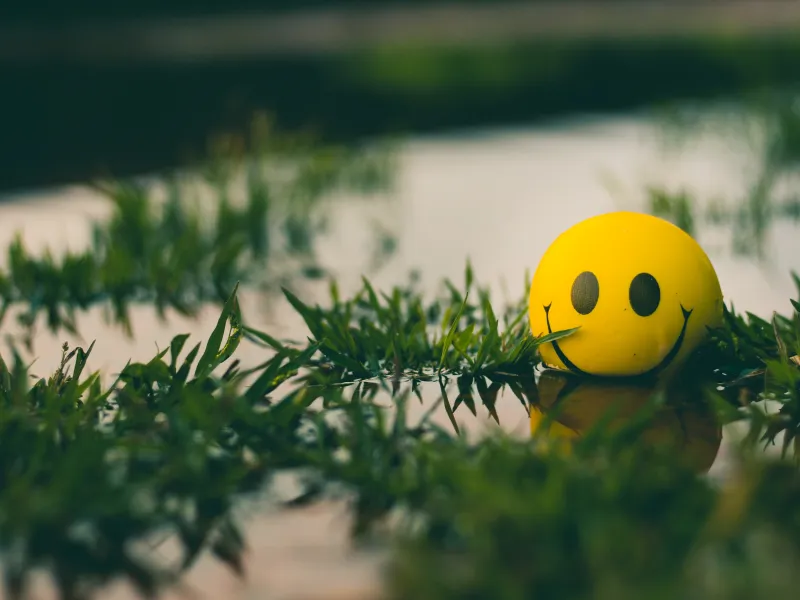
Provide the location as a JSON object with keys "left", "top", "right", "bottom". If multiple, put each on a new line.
{"left": 529, "top": 211, "right": 723, "bottom": 378}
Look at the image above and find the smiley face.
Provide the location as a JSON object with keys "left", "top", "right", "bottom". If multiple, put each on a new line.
{"left": 529, "top": 211, "right": 723, "bottom": 379}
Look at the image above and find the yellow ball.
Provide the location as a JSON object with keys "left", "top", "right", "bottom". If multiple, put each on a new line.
{"left": 529, "top": 211, "right": 723, "bottom": 378}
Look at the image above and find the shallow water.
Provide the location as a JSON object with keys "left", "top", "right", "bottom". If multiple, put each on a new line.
{"left": 0, "top": 113, "right": 796, "bottom": 599}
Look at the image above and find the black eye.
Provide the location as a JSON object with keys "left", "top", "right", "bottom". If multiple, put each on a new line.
{"left": 571, "top": 271, "right": 599, "bottom": 315}
{"left": 629, "top": 273, "right": 660, "bottom": 317}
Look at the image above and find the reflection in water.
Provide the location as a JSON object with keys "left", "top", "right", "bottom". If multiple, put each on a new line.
{"left": 529, "top": 369, "right": 722, "bottom": 473}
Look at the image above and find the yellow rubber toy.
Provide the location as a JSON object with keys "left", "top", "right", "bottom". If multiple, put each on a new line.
{"left": 529, "top": 211, "right": 723, "bottom": 379}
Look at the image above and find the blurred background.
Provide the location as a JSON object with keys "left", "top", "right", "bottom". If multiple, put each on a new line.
{"left": 2, "top": 0, "right": 799, "bottom": 189}
{"left": 2, "top": 0, "right": 800, "bottom": 362}
{"left": 3, "top": 3, "right": 800, "bottom": 598}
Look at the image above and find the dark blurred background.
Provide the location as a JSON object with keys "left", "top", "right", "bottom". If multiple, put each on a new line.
{"left": 1, "top": 0, "right": 799, "bottom": 192}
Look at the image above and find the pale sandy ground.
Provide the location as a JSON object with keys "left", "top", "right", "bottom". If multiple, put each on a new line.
{"left": 0, "top": 113, "right": 796, "bottom": 599}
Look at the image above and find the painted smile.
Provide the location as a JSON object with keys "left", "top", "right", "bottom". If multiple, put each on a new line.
{"left": 543, "top": 303, "right": 693, "bottom": 380}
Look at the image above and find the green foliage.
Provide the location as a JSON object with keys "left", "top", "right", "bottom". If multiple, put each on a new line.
{"left": 0, "top": 288, "right": 314, "bottom": 598}
{"left": 0, "top": 260, "right": 800, "bottom": 598}
{"left": 6, "top": 110, "right": 800, "bottom": 599}
{"left": 252, "top": 265, "right": 576, "bottom": 432}
{"left": 385, "top": 442, "right": 800, "bottom": 600}
{"left": 0, "top": 268, "right": 555, "bottom": 598}
{"left": 0, "top": 118, "right": 394, "bottom": 348}
{"left": 259, "top": 268, "right": 800, "bottom": 600}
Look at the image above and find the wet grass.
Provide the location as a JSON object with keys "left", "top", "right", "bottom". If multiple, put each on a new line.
{"left": 3, "top": 115, "right": 800, "bottom": 599}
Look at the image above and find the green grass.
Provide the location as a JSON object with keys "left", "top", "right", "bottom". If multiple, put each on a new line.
{"left": 4, "top": 113, "right": 800, "bottom": 600}
{"left": 1, "top": 258, "right": 800, "bottom": 599}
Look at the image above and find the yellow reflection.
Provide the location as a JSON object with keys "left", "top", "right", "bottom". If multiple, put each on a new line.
{"left": 529, "top": 369, "right": 722, "bottom": 473}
